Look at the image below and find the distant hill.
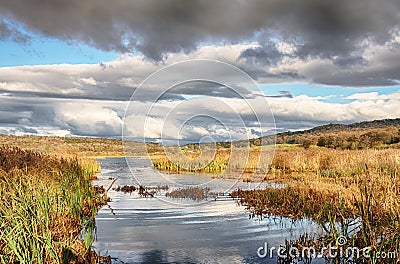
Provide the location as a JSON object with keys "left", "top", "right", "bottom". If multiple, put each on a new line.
{"left": 182, "top": 118, "right": 400, "bottom": 150}
{"left": 0, "top": 134, "right": 164, "bottom": 157}
{"left": 270, "top": 118, "right": 400, "bottom": 149}
{"left": 281, "top": 118, "right": 400, "bottom": 135}
{"left": 1, "top": 118, "right": 399, "bottom": 153}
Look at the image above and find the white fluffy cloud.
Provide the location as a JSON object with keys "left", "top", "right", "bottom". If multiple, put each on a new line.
{"left": 269, "top": 91, "right": 400, "bottom": 131}
{"left": 275, "top": 42, "right": 297, "bottom": 55}
{"left": 0, "top": 43, "right": 399, "bottom": 139}
{"left": 53, "top": 102, "right": 123, "bottom": 137}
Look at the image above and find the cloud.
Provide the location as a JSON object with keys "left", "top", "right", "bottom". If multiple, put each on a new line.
{"left": 269, "top": 91, "right": 400, "bottom": 131}
{"left": 0, "top": 92, "right": 126, "bottom": 137}
{"left": 1, "top": 0, "right": 399, "bottom": 63}
{"left": 2, "top": 0, "right": 400, "bottom": 87}
{"left": 0, "top": 44, "right": 263, "bottom": 101}
{"left": 1, "top": 0, "right": 269, "bottom": 60}
{"left": 266, "top": 90, "right": 293, "bottom": 98}
{"left": 1, "top": 79, "right": 399, "bottom": 140}
{"left": 0, "top": 42, "right": 399, "bottom": 140}
{"left": 275, "top": 42, "right": 297, "bottom": 55}
{"left": 2, "top": 46, "right": 279, "bottom": 140}
{"left": 53, "top": 102, "right": 123, "bottom": 137}
{"left": 124, "top": 114, "right": 180, "bottom": 140}
{"left": 122, "top": 92, "right": 277, "bottom": 144}
{"left": 258, "top": 30, "right": 400, "bottom": 86}
{"left": 345, "top": 92, "right": 388, "bottom": 101}
{"left": 124, "top": 89, "right": 400, "bottom": 142}
{"left": 0, "top": 19, "right": 31, "bottom": 43}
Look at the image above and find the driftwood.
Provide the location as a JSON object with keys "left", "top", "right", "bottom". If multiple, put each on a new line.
{"left": 138, "top": 185, "right": 154, "bottom": 197}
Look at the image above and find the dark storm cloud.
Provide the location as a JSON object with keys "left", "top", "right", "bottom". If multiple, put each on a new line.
{"left": 0, "top": 96, "right": 54, "bottom": 125}
{"left": 266, "top": 90, "right": 293, "bottom": 98}
{"left": 239, "top": 41, "right": 283, "bottom": 66}
{"left": 0, "top": 19, "right": 30, "bottom": 43}
{"left": 1, "top": 0, "right": 400, "bottom": 139}
{"left": 168, "top": 82, "right": 254, "bottom": 99}
{"left": 1, "top": 0, "right": 398, "bottom": 61}
{"left": 2, "top": 0, "right": 399, "bottom": 86}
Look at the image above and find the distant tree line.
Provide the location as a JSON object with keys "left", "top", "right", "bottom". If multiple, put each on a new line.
{"left": 269, "top": 118, "right": 400, "bottom": 149}
{"left": 314, "top": 127, "right": 400, "bottom": 149}
{"left": 283, "top": 127, "right": 399, "bottom": 149}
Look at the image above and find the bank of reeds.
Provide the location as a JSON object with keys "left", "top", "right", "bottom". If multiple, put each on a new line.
{"left": 0, "top": 146, "right": 105, "bottom": 263}
{"left": 231, "top": 155, "right": 400, "bottom": 263}
{"left": 154, "top": 145, "right": 400, "bottom": 262}
{"left": 166, "top": 187, "right": 211, "bottom": 201}
{"left": 152, "top": 147, "right": 271, "bottom": 175}
{"left": 153, "top": 146, "right": 400, "bottom": 180}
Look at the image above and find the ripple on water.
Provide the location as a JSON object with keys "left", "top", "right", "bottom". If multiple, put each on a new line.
{"left": 93, "top": 158, "right": 321, "bottom": 264}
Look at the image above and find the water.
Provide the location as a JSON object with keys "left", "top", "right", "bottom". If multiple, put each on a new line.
{"left": 92, "top": 158, "right": 321, "bottom": 263}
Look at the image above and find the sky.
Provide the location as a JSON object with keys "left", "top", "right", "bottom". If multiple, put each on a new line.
{"left": 0, "top": 0, "right": 400, "bottom": 143}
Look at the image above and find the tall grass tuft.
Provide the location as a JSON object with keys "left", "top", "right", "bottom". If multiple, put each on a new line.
{"left": 0, "top": 146, "right": 104, "bottom": 263}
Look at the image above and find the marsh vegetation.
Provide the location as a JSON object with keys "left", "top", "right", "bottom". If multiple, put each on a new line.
{"left": 0, "top": 146, "right": 106, "bottom": 263}
{"left": 1, "top": 118, "right": 399, "bottom": 263}
{"left": 238, "top": 147, "right": 399, "bottom": 263}
{"left": 165, "top": 186, "right": 212, "bottom": 201}
{"left": 152, "top": 119, "right": 400, "bottom": 263}
{"left": 0, "top": 134, "right": 164, "bottom": 158}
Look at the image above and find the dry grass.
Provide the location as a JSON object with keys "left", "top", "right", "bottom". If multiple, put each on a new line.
{"left": 152, "top": 146, "right": 273, "bottom": 175}
{"left": 154, "top": 144, "right": 400, "bottom": 263}
{"left": 152, "top": 145, "right": 400, "bottom": 180}
{"left": 234, "top": 175, "right": 400, "bottom": 263}
{"left": 233, "top": 146, "right": 400, "bottom": 263}
{"left": 0, "top": 146, "right": 106, "bottom": 263}
{"left": 0, "top": 134, "right": 164, "bottom": 158}
{"left": 3, "top": 132, "right": 399, "bottom": 262}
{"left": 0, "top": 134, "right": 124, "bottom": 157}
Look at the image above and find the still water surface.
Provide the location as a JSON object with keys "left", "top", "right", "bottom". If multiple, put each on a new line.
{"left": 92, "top": 158, "right": 320, "bottom": 263}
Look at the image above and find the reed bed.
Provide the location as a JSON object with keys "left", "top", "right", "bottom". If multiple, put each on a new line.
{"left": 231, "top": 154, "right": 400, "bottom": 263}
{"left": 113, "top": 185, "right": 169, "bottom": 195}
{"left": 152, "top": 147, "right": 272, "bottom": 175}
{"left": 154, "top": 145, "right": 400, "bottom": 262}
{"left": 0, "top": 146, "right": 105, "bottom": 263}
{"left": 270, "top": 147, "right": 400, "bottom": 176}
{"left": 165, "top": 187, "right": 211, "bottom": 201}
{"left": 153, "top": 146, "right": 400, "bottom": 179}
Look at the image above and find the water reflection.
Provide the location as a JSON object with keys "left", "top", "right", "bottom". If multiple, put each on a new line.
{"left": 92, "top": 158, "right": 320, "bottom": 264}
{"left": 140, "top": 250, "right": 168, "bottom": 263}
